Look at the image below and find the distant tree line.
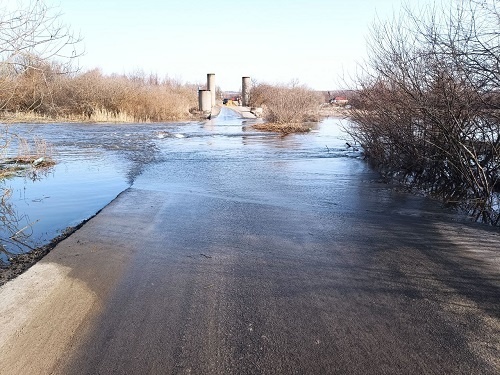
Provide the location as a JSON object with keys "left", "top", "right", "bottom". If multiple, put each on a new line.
{"left": 349, "top": 0, "right": 500, "bottom": 225}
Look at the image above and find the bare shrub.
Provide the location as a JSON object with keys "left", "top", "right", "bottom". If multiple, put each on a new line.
{"left": 349, "top": 0, "right": 500, "bottom": 225}
{"left": 249, "top": 82, "right": 323, "bottom": 127}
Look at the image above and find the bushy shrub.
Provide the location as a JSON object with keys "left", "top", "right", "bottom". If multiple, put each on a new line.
{"left": 249, "top": 82, "right": 323, "bottom": 125}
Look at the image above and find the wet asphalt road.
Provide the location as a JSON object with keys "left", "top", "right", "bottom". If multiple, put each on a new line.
{"left": 54, "top": 185, "right": 499, "bottom": 374}
{"left": 7, "top": 109, "right": 500, "bottom": 374}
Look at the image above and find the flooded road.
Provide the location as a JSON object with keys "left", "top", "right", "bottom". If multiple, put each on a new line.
{"left": 1, "top": 107, "right": 499, "bottom": 374}
{"left": 1, "top": 107, "right": 361, "bottom": 264}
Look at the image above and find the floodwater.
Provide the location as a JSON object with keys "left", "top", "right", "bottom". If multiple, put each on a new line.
{"left": 0, "top": 107, "right": 452, "bottom": 264}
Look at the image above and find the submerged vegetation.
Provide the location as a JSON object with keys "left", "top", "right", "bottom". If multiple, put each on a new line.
{"left": 1, "top": 136, "right": 55, "bottom": 179}
{"left": 349, "top": 0, "right": 500, "bottom": 225}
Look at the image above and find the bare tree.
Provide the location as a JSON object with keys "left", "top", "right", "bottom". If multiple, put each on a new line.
{"left": 0, "top": 0, "right": 82, "bottom": 112}
{"left": 0, "top": 0, "right": 81, "bottom": 66}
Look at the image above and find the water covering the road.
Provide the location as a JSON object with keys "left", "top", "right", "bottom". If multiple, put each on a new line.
{"left": 0, "top": 107, "right": 454, "bottom": 264}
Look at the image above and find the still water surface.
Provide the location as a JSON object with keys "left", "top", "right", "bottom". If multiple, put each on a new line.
{"left": 1, "top": 108, "right": 361, "bottom": 263}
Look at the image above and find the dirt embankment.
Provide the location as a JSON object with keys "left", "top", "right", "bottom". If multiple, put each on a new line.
{"left": 0, "top": 263, "right": 97, "bottom": 374}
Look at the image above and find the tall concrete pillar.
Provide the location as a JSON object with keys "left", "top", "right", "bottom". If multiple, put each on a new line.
{"left": 207, "top": 73, "right": 215, "bottom": 107}
{"left": 198, "top": 89, "right": 211, "bottom": 112}
{"left": 242, "top": 76, "right": 251, "bottom": 107}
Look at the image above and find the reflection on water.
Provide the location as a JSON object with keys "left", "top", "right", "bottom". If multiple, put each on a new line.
{"left": 1, "top": 189, "right": 34, "bottom": 256}
{"left": 1, "top": 108, "right": 362, "bottom": 265}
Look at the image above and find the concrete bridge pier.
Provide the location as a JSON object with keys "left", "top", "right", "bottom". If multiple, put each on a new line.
{"left": 242, "top": 76, "right": 250, "bottom": 107}
{"left": 207, "top": 73, "right": 216, "bottom": 107}
{"left": 198, "top": 89, "right": 212, "bottom": 112}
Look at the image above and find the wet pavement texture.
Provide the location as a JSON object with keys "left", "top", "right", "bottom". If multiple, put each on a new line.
{"left": 2, "top": 107, "right": 500, "bottom": 374}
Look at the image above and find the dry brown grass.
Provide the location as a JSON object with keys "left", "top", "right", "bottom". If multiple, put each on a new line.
{"left": 0, "top": 65, "right": 199, "bottom": 123}
{"left": 252, "top": 122, "right": 312, "bottom": 134}
{"left": 15, "top": 137, "right": 53, "bottom": 161}
{"left": 0, "top": 111, "right": 55, "bottom": 123}
{"left": 88, "top": 109, "right": 137, "bottom": 123}
{"left": 318, "top": 104, "right": 349, "bottom": 118}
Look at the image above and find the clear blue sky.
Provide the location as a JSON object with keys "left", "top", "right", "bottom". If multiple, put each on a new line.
{"left": 45, "top": 0, "right": 416, "bottom": 91}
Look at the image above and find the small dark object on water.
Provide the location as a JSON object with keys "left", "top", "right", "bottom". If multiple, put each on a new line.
{"left": 346, "top": 142, "right": 359, "bottom": 152}
{"left": 207, "top": 114, "right": 212, "bottom": 120}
